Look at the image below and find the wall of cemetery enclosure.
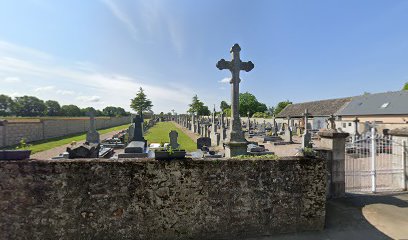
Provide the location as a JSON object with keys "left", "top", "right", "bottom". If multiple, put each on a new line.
{"left": 0, "top": 157, "right": 326, "bottom": 240}
{"left": 0, "top": 117, "right": 130, "bottom": 148}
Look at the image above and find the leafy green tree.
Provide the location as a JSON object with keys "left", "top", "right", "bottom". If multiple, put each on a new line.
{"left": 44, "top": 100, "right": 61, "bottom": 116}
{"left": 102, "top": 106, "right": 127, "bottom": 117}
{"left": 238, "top": 92, "right": 267, "bottom": 117}
{"left": 102, "top": 106, "right": 117, "bottom": 117}
{"left": 130, "top": 87, "right": 153, "bottom": 116}
{"left": 403, "top": 82, "right": 408, "bottom": 90}
{"left": 0, "top": 94, "right": 15, "bottom": 116}
{"left": 187, "top": 95, "right": 210, "bottom": 116}
{"left": 223, "top": 108, "right": 231, "bottom": 117}
{"left": 61, "top": 104, "right": 82, "bottom": 117}
{"left": 80, "top": 107, "right": 97, "bottom": 116}
{"left": 252, "top": 112, "right": 271, "bottom": 118}
{"left": 274, "top": 100, "right": 292, "bottom": 115}
{"left": 14, "top": 96, "right": 46, "bottom": 117}
{"left": 220, "top": 101, "right": 230, "bottom": 111}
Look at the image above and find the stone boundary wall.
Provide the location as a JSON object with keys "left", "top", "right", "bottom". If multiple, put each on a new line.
{"left": 0, "top": 117, "right": 130, "bottom": 148}
{"left": 0, "top": 157, "right": 326, "bottom": 240}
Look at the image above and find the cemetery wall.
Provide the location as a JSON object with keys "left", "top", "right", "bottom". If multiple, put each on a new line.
{"left": 0, "top": 157, "right": 326, "bottom": 240}
{"left": 0, "top": 117, "right": 130, "bottom": 148}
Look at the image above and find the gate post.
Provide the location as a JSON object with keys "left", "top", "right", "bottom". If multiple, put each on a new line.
{"left": 371, "top": 127, "right": 377, "bottom": 193}
{"left": 318, "top": 129, "right": 349, "bottom": 198}
{"left": 389, "top": 128, "right": 408, "bottom": 191}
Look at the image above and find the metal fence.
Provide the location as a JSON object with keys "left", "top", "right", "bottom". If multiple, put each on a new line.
{"left": 345, "top": 128, "right": 407, "bottom": 193}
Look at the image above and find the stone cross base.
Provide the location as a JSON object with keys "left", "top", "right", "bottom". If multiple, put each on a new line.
{"left": 86, "top": 131, "right": 100, "bottom": 144}
{"left": 224, "top": 141, "right": 247, "bottom": 158}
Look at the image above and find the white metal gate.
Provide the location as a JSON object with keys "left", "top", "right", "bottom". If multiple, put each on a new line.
{"left": 345, "top": 128, "right": 407, "bottom": 193}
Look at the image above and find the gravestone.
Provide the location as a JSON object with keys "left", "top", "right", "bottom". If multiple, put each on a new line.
{"left": 217, "top": 43, "right": 254, "bottom": 157}
{"left": 86, "top": 111, "right": 100, "bottom": 144}
{"left": 67, "top": 143, "right": 99, "bottom": 159}
{"left": 169, "top": 130, "right": 180, "bottom": 149}
{"left": 129, "top": 115, "right": 145, "bottom": 142}
{"left": 352, "top": 117, "right": 360, "bottom": 143}
{"left": 197, "top": 137, "right": 211, "bottom": 150}
{"left": 301, "top": 109, "right": 312, "bottom": 148}
{"left": 118, "top": 141, "right": 148, "bottom": 158}
{"left": 283, "top": 126, "right": 293, "bottom": 143}
{"left": 210, "top": 108, "right": 220, "bottom": 146}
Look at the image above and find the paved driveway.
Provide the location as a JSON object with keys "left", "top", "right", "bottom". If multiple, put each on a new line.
{"left": 248, "top": 192, "right": 408, "bottom": 240}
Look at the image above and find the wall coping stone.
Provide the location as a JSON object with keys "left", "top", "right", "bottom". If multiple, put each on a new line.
{"left": 318, "top": 129, "right": 349, "bottom": 139}
{"left": 4, "top": 156, "right": 322, "bottom": 164}
{"left": 388, "top": 127, "right": 408, "bottom": 137}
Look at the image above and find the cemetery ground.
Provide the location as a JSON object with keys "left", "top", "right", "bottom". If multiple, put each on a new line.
{"left": 29, "top": 123, "right": 130, "bottom": 159}
{"left": 251, "top": 192, "right": 408, "bottom": 240}
{"left": 145, "top": 121, "right": 196, "bottom": 152}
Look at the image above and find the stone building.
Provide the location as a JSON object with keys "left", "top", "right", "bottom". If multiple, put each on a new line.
{"left": 276, "top": 97, "right": 351, "bottom": 131}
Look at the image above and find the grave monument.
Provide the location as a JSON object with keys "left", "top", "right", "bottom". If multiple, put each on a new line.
{"left": 217, "top": 43, "right": 254, "bottom": 157}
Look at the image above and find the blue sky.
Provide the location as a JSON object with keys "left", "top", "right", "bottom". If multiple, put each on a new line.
{"left": 1, "top": 0, "right": 408, "bottom": 113}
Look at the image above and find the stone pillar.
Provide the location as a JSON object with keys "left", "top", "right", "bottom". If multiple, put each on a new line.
{"left": 318, "top": 130, "right": 349, "bottom": 198}
{"left": 302, "top": 109, "right": 312, "bottom": 148}
{"left": 352, "top": 117, "right": 360, "bottom": 143}
{"left": 389, "top": 128, "right": 408, "bottom": 191}
{"left": 0, "top": 120, "right": 7, "bottom": 147}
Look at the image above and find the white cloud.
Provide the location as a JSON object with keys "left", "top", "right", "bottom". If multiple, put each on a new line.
{"left": 101, "top": 0, "right": 138, "bottom": 40}
{"left": 0, "top": 39, "right": 192, "bottom": 112}
{"left": 34, "top": 86, "right": 55, "bottom": 92}
{"left": 56, "top": 89, "right": 75, "bottom": 96}
{"left": 101, "top": 0, "right": 185, "bottom": 55}
{"left": 2, "top": 76, "right": 21, "bottom": 83}
{"left": 219, "top": 77, "right": 230, "bottom": 84}
{"left": 76, "top": 95, "right": 101, "bottom": 102}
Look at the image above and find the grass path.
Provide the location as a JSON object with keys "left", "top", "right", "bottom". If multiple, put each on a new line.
{"left": 145, "top": 122, "right": 196, "bottom": 152}
{"left": 17, "top": 123, "right": 130, "bottom": 154}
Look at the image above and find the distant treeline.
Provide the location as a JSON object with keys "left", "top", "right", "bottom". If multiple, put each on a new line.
{"left": 0, "top": 94, "right": 131, "bottom": 117}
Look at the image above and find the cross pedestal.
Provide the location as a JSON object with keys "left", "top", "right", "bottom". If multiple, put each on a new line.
{"left": 217, "top": 44, "right": 254, "bottom": 157}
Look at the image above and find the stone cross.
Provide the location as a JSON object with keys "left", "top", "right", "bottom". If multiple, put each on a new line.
{"left": 327, "top": 114, "right": 336, "bottom": 130}
{"left": 352, "top": 117, "right": 360, "bottom": 143}
{"left": 302, "top": 109, "right": 312, "bottom": 148}
{"left": 86, "top": 111, "right": 100, "bottom": 144}
{"left": 169, "top": 130, "right": 180, "bottom": 149}
{"left": 217, "top": 43, "right": 254, "bottom": 157}
{"left": 303, "top": 109, "right": 310, "bottom": 132}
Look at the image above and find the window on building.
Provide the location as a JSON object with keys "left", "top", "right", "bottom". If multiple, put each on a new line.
{"left": 348, "top": 123, "right": 352, "bottom": 127}
{"left": 380, "top": 102, "right": 390, "bottom": 108}
{"left": 343, "top": 123, "right": 346, "bottom": 128}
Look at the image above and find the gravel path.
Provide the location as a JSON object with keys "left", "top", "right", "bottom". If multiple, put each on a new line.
{"left": 31, "top": 129, "right": 126, "bottom": 160}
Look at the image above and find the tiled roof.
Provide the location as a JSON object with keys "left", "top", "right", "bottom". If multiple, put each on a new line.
{"left": 337, "top": 91, "right": 408, "bottom": 116}
{"left": 277, "top": 97, "right": 352, "bottom": 118}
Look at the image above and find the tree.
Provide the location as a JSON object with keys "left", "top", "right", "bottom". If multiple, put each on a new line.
{"left": 130, "top": 87, "right": 153, "bottom": 115}
{"left": 252, "top": 112, "right": 270, "bottom": 118}
{"left": 14, "top": 96, "right": 46, "bottom": 117}
{"left": 44, "top": 100, "right": 61, "bottom": 116}
{"left": 61, "top": 104, "right": 82, "bottom": 117}
{"left": 102, "top": 106, "right": 117, "bottom": 117}
{"left": 238, "top": 92, "right": 267, "bottom": 117}
{"left": 102, "top": 106, "right": 127, "bottom": 117}
{"left": 403, "top": 82, "right": 408, "bottom": 91}
{"left": 267, "top": 106, "right": 275, "bottom": 116}
{"left": 187, "top": 95, "right": 210, "bottom": 116}
{"left": 0, "top": 94, "right": 15, "bottom": 116}
{"left": 220, "top": 101, "right": 230, "bottom": 111}
{"left": 80, "top": 107, "right": 97, "bottom": 116}
{"left": 274, "top": 100, "right": 292, "bottom": 115}
{"left": 223, "top": 108, "right": 231, "bottom": 117}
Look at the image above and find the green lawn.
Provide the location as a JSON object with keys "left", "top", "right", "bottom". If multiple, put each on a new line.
{"left": 145, "top": 122, "right": 196, "bottom": 152}
{"left": 13, "top": 123, "right": 130, "bottom": 154}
